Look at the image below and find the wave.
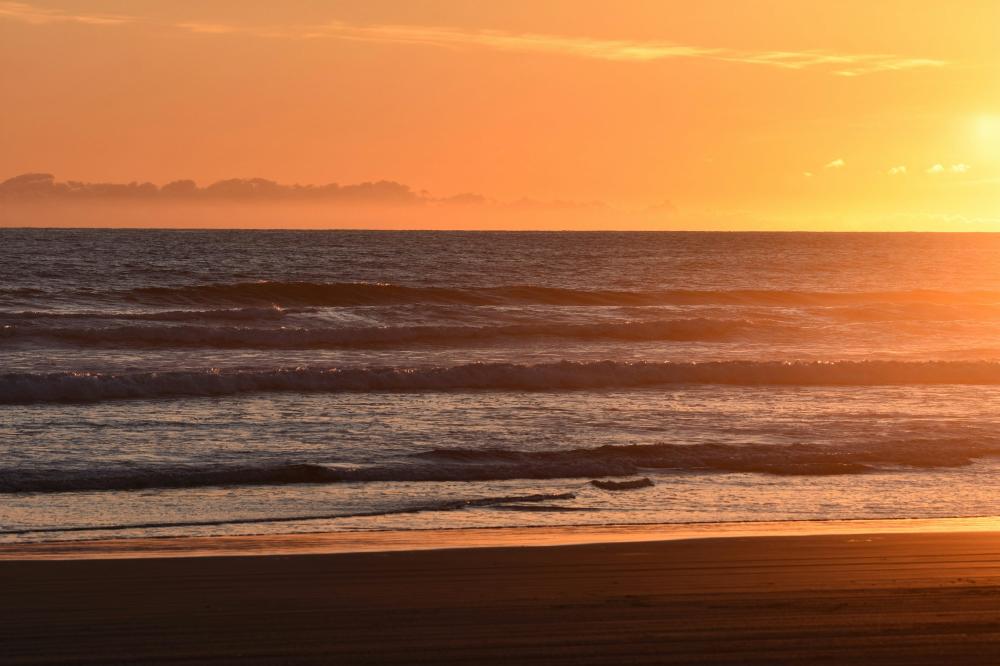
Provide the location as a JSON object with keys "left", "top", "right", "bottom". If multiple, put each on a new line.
{"left": 0, "top": 306, "right": 305, "bottom": 322}
{"left": 128, "top": 281, "right": 500, "bottom": 307}
{"left": 124, "top": 281, "right": 1000, "bottom": 308}
{"left": 404, "top": 438, "right": 1000, "bottom": 479}
{"left": 592, "top": 477, "right": 654, "bottom": 491}
{"left": 0, "top": 462, "right": 345, "bottom": 493}
{"left": 1, "top": 318, "right": 782, "bottom": 349}
{"left": 820, "top": 301, "right": 1000, "bottom": 323}
{"left": 0, "top": 287, "right": 47, "bottom": 297}
{"left": 5, "top": 360, "right": 1000, "bottom": 403}
{"left": 0, "top": 492, "right": 578, "bottom": 532}
{"left": 5, "top": 438, "right": 995, "bottom": 494}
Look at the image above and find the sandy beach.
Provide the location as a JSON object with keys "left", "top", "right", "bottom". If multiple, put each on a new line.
{"left": 7, "top": 527, "right": 1000, "bottom": 664}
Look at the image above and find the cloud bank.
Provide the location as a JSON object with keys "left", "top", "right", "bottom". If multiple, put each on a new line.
{"left": 0, "top": 173, "right": 609, "bottom": 211}
{"left": 0, "top": 174, "right": 637, "bottom": 230}
{"left": 0, "top": 173, "right": 429, "bottom": 204}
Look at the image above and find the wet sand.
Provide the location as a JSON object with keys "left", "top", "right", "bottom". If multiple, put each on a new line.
{"left": 7, "top": 530, "right": 1000, "bottom": 663}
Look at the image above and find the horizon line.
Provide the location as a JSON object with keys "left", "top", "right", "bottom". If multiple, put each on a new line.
{"left": 2, "top": 226, "right": 997, "bottom": 234}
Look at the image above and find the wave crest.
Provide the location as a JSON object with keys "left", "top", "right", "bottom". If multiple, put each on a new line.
{"left": 124, "top": 281, "right": 1000, "bottom": 308}
{"left": 4, "top": 439, "right": 995, "bottom": 494}
{"left": 1, "top": 318, "right": 775, "bottom": 349}
{"left": 4, "top": 360, "right": 1000, "bottom": 403}
{"left": 409, "top": 439, "right": 993, "bottom": 479}
{"left": 0, "top": 306, "right": 305, "bottom": 322}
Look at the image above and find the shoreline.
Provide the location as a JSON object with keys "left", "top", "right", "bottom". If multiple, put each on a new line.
{"left": 4, "top": 514, "right": 1000, "bottom": 560}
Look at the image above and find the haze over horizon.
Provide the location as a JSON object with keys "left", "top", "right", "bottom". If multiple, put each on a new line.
{"left": 2, "top": 0, "right": 999, "bottom": 229}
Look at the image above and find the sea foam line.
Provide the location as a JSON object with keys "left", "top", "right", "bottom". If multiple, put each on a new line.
{"left": 0, "top": 318, "right": 781, "bottom": 348}
{"left": 123, "top": 281, "right": 1000, "bottom": 308}
{"left": 0, "top": 493, "right": 578, "bottom": 533}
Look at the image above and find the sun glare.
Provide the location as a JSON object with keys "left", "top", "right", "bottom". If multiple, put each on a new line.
{"left": 973, "top": 114, "right": 1000, "bottom": 161}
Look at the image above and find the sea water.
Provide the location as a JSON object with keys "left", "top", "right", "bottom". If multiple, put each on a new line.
{"left": 5, "top": 229, "right": 1000, "bottom": 542}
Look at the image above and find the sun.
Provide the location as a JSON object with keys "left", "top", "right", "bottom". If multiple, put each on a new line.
{"left": 972, "top": 114, "right": 1000, "bottom": 162}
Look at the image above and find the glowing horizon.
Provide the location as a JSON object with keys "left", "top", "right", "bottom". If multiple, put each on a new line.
{"left": 1, "top": 1, "right": 998, "bottom": 230}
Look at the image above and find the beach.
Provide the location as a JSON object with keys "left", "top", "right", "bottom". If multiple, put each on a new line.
{"left": 7, "top": 526, "right": 1000, "bottom": 664}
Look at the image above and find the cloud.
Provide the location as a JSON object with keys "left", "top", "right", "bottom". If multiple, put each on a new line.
{"left": 0, "top": 173, "right": 629, "bottom": 214}
{"left": 926, "top": 163, "right": 971, "bottom": 175}
{"left": 0, "top": 2, "right": 949, "bottom": 77}
{"left": 0, "top": 173, "right": 427, "bottom": 205}
{"left": 0, "top": 1, "right": 130, "bottom": 25}
{"left": 887, "top": 165, "right": 907, "bottom": 176}
{"left": 173, "top": 22, "right": 239, "bottom": 35}
{"left": 0, "top": 173, "right": 605, "bottom": 210}
{"left": 241, "top": 22, "right": 950, "bottom": 76}
{"left": 824, "top": 158, "right": 846, "bottom": 169}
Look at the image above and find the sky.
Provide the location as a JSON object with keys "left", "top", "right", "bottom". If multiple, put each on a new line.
{"left": 1, "top": 0, "right": 998, "bottom": 229}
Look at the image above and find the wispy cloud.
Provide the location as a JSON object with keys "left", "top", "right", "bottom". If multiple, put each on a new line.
{"left": 887, "top": 165, "right": 907, "bottom": 176}
{"left": 825, "top": 158, "right": 846, "bottom": 169}
{"left": 173, "top": 22, "right": 240, "bottom": 35}
{"left": 0, "top": 1, "right": 130, "bottom": 25}
{"left": 0, "top": 2, "right": 948, "bottom": 77}
{"left": 229, "top": 21, "right": 950, "bottom": 77}
{"left": 310, "top": 22, "right": 721, "bottom": 62}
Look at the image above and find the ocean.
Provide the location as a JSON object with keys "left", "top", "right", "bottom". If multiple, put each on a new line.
{"left": 4, "top": 229, "right": 1000, "bottom": 542}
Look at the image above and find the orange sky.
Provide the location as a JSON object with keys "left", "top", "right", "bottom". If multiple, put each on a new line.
{"left": 1, "top": 0, "right": 998, "bottom": 229}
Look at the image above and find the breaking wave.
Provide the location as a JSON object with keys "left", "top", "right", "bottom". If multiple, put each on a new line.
{"left": 406, "top": 439, "right": 1000, "bottom": 479}
{"left": 1, "top": 317, "right": 786, "bottom": 349}
{"left": 123, "top": 281, "right": 1000, "bottom": 308}
{"left": 4, "top": 439, "right": 996, "bottom": 494}
{"left": 5, "top": 360, "right": 1000, "bottom": 403}
{"left": 0, "top": 306, "right": 306, "bottom": 322}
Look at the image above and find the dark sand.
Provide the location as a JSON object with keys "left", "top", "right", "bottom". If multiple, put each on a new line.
{"left": 7, "top": 530, "right": 1000, "bottom": 663}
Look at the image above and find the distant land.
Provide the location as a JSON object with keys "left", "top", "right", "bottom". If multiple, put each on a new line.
{"left": 0, "top": 173, "right": 610, "bottom": 210}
